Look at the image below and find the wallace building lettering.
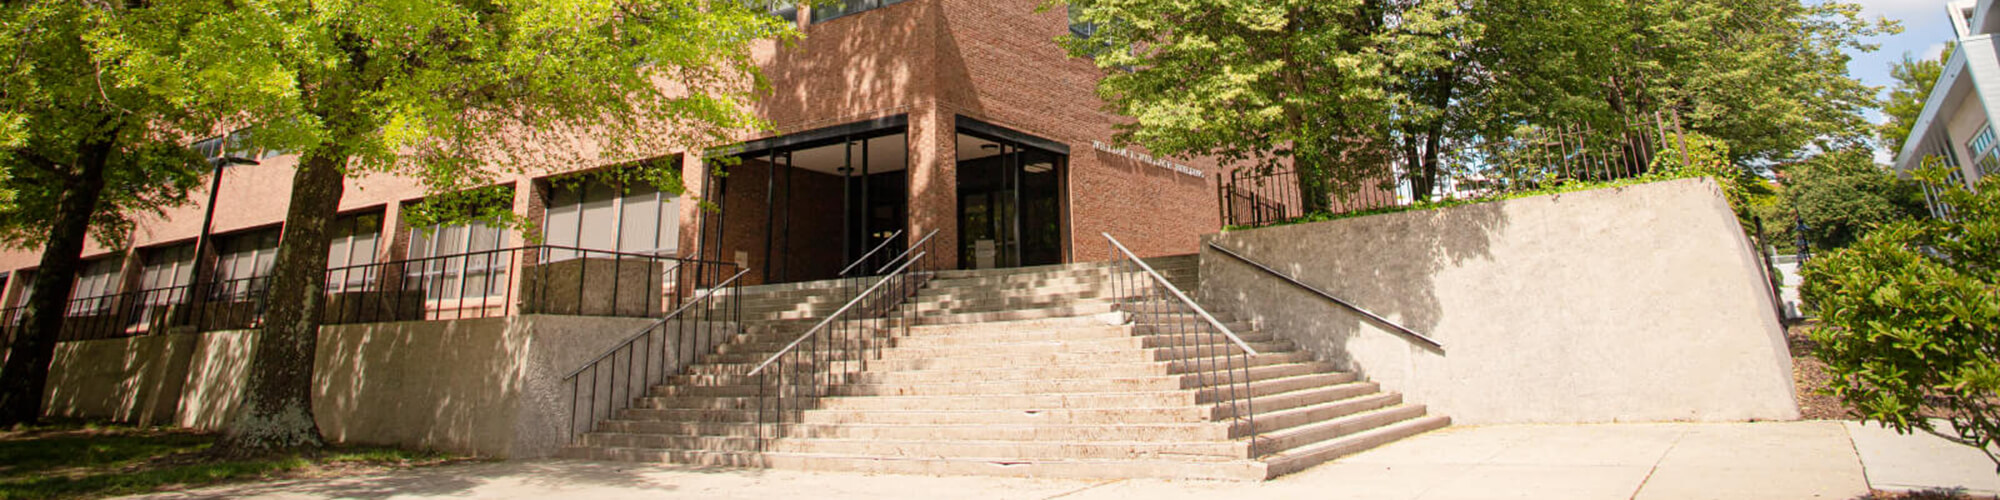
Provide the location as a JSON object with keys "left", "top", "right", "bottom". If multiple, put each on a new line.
{"left": 1092, "top": 141, "right": 1205, "bottom": 179}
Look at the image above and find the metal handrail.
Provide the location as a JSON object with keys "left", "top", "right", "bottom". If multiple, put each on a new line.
{"left": 1101, "top": 234, "right": 1258, "bottom": 356}
{"left": 837, "top": 229, "right": 907, "bottom": 277}
{"left": 748, "top": 252, "right": 925, "bottom": 377}
{"left": 562, "top": 268, "right": 750, "bottom": 381}
{"left": 1205, "top": 242, "right": 1443, "bottom": 350}
{"left": 873, "top": 230, "right": 939, "bottom": 274}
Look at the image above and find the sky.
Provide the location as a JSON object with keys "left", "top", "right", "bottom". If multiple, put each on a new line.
{"left": 1847, "top": 0, "right": 1959, "bottom": 162}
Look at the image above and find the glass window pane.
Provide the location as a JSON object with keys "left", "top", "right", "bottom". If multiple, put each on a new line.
{"left": 545, "top": 185, "right": 583, "bottom": 254}
{"left": 578, "top": 182, "right": 617, "bottom": 252}
{"left": 620, "top": 186, "right": 661, "bottom": 253}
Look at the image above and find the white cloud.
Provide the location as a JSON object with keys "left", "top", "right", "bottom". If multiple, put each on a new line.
{"left": 1854, "top": 0, "right": 1954, "bottom": 23}
{"left": 1923, "top": 41, "right": 1951, "bottom": 60}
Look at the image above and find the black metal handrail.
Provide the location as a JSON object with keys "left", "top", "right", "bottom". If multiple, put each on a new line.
{"left": 836, "top": 229, "right": 906, "bottom": 278}
{"left": 750, "top": 234, "right": 941, "bottom": 451}
{"left": 1205, "top": 242, "right": 1443, "bottom": 350}
{"left": 563, "top": 266, "right": 748, "bottom": 441}
{"left": 871, "top": 230, "right": 939, "bottom": 275}
{"left": 1102, "top": 233, "right": 1261, "bottom": 448}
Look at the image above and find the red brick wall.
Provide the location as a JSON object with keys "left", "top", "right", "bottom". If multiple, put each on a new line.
{"left": 1, "top": 0, "right": 1230, "bottom": 288}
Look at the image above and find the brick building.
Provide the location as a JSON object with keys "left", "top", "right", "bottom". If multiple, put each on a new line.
{"left": 0, "top": 0, "right": 1230, "bottom": 316}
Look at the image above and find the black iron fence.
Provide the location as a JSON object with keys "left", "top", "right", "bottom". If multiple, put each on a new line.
{"left": 1219, "top": 116, "right": 1688, "bottom": 228}
{"left": 0, "top": 245, "right": 738, "bottom": 345}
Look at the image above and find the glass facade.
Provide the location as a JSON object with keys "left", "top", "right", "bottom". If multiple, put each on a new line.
{"left": 810, "top": 0, "right": 906, "bottom": 23}
{"left": 67, "top": 258, "right": 122, "bottom": 315}
{"left": 213, "top": 228, "right": 280, "bottom": 301}
{"left": 408, "top": 218, "right": 509, "bottom": 301}
{"left": 542, "top": 179, "right": 681, "bottom": 262}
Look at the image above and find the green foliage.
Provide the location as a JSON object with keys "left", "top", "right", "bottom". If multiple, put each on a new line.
{"left": 1801, "top": 165, "right": 2000, "bottom": 467}
{"left": 1049, "top": 0, "right": 1890, "bottom": 195}
{"left": 1879, "top": 45, "right": 1953, "bottom": 159}
{"left": 401, "top": 184, "right": 520, "bottom": 235}
{"left": 1786, "top": 150, "right": 1927, "bottom": 250}
{"left": 0, "top": 422, "right": 457, "bottom": 500}
{"left": 0, "top": 2, "right": 213, "bottom": 249}
{"left": 96, "top": 0, "right": 796, "bottom": 207}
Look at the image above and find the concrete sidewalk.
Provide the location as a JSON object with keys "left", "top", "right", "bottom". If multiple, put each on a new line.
{"left": 1845, "top": 420, "right": 1999, "bottom": 497}
{"left": 131, "top": 422, "right": 1868, "bottom": 500}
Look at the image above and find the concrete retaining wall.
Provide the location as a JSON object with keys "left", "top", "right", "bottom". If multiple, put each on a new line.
{"left": 46, "top": 314, "right": 730, "bottom": 458}
{"left": 1199, "top": 177, "right": 1800, "bottom": 424}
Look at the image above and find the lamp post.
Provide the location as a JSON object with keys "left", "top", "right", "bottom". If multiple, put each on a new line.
{"left": 184, "top": 155, "right": 259, "bottom": 327}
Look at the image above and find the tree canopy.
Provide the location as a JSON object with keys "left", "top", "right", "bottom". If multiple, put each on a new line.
{"left": 1879, "top": 45, "right": 1953, "bottom": 159}
{"left": 0, "top": 1, "right": 216, "bottom": 426}
{"left": 1051, "top": 0, "right": 1893, "bottom": 194}
{"left": 98, "top": 0, "right": 796, "bottom": 453}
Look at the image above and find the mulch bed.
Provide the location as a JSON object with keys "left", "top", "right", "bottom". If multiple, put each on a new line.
{"left": 1789, "top": 322, "right": 1858, "bottom": 421}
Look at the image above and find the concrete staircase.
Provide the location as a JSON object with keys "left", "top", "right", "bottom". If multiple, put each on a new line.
{"left": 561, "top": 256, "right": 1447, "bottom": 480}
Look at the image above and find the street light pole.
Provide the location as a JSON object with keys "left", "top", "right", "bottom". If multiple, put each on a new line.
{"left": 184, "top": 155, "right": 258, "bottom": 328}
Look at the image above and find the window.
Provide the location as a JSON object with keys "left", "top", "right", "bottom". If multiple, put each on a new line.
{"left": 68, "top": 258, "right": 122, "bottom": 316}
{"left": 543, "top": 179, "right": 682, "bottom": 261}
{"left": 1968, "top": 124, "right": 1999, "bottom": 177}
{"left": 1068, "top": 5, "right": 1097, "bottom": 39}
{"left": 810, "top": 0, "right": 906, "bottom": 23}
{"left": 408, "top": 219, "right": 510, "bottom": 300}
{"left": 192, "top": 129, "right": 284, "bottom": 161}
{"left": 213, "top": 228, "right": 280, "bottom": 301}
{"left": 325, "top": 212, "right": 383, "bottom": 293}
{"left": 136, "top": 244, "right": 196, "bottom": 308}
{"left": 769, "top": 2, "right": 797, "bottom": 23}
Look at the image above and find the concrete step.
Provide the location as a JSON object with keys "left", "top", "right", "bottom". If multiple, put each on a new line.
{"left": 1211, "top": 382, "right": 1384, "bottom": 420}
{"left": 1260, "top": 415, "right": 1451, "bottom": 478}
{"left": 561, "top": 446, "right": 1266, "bottom": 481}
{"left": 591, "top": 420, "right": 1234, "bottom": 442}
{"left": 763, "top": 437, "right": 1246, "bottom": 462}
{"left": 912, "top": 303, "right": 1119, "bottom": 325}
{"left": 1251, "top": 404, "right": 1430, "bottom": 456}
{"left": 615, "top": 406, "right": 1211, "bottom": 426}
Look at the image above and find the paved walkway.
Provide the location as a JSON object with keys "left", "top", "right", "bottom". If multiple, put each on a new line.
{"left": 133, "top": 422, "right": 1890, "bottom": 500}
{"left": 1846, "top": 419, "right": 1999, "bottom": 497}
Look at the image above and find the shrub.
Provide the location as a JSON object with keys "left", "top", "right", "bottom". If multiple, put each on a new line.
{"left": 1800, "top": 166, "right": 2000, "bottom": 467}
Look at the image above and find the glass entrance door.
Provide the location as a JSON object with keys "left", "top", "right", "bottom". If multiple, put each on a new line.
{"left": 957, "top": 131, "right": 1065, "bottom": 270}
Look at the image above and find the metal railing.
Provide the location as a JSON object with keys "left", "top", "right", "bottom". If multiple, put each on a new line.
{"left": 1220, "top": 115, "right": 1687, "bottom": 228}
{"left": 562, "top": 266, "right": 748, "bottom": 442}
{"left": 0, "top": 245, "right": 734, "bottom": 345}
{"left": 1103, "top": 233, "right": 1262, "bottom": 447}
{"left": 1205, "top": 242, "right": 1442, "bottom": 350}
{"left": 321, "top": 245, "right": 728, "bottom": 325}
{"left": 748, "top": 231, "right": 941, "bottom": 451}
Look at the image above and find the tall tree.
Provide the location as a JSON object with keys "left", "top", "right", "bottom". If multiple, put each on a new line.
{"left": 1051, "top": 0, "right": 1468, "bottom": 212}
{"left": 1786, "top": 149, "right": 1926, "bottom": 250}
{"left": 1055, "top": 0, "right": 1891, "bottom": 204}
{"left": 0, "top": 2, "right": 209, "bottom": 426}
{"left": 1466, "top": 0, "right": 1889, "bottom": 166}
{"left": 101, "top": 0, "right": 791, "bottom": 454}
{"left": 1879, "top": 45, "right": 1953, "bottom": 159}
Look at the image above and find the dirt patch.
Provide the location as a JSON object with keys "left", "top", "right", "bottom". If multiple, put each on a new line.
{"left": 0, "top": 421, "right": 475, "bottom": 499}
{"left": 1789, "top": 323, "right": 1857, "bottom": 421}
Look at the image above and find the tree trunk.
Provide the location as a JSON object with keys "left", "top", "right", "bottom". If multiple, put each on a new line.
{"left": 215, "top": 148, "right": 345, "bottom": 455}
{"left": 0, "top": 139, "right": 115, "bottom": 426}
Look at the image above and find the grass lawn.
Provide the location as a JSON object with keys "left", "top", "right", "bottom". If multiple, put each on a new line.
{"left": 0, "top": 421, "right": 466, "bottom": 500}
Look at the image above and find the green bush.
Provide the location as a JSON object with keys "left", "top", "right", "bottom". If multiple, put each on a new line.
{"left": 1801, "top": 165, "right": 2000, "bottom": 467}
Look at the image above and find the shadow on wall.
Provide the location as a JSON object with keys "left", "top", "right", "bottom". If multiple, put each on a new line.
{"left": 1203, "top": 197, "right": 1506, "bottom": 381}
{"left": 1200, "top": 178, "right": 1799, "bottom": 424}
{"left": 42, "top": 333, "right": 197, "bottom": 426}
{"left": 758, "top": 1, "right": 986, "bottom": 127}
